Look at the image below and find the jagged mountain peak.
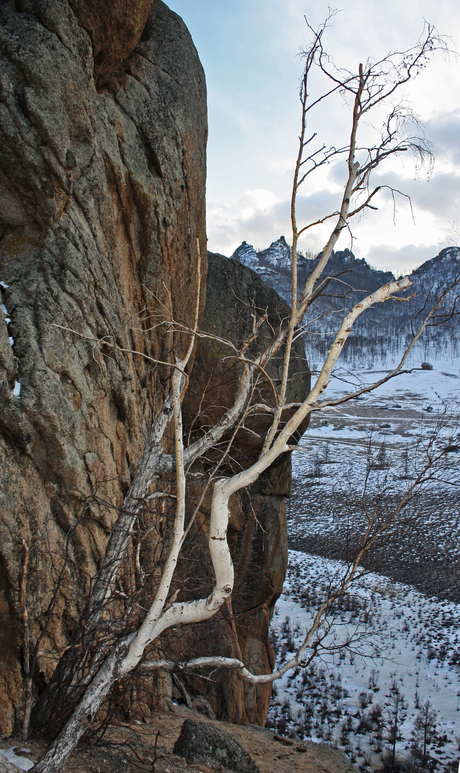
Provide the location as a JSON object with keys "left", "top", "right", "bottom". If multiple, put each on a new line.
{"left": 414, "top": 245, "right": 460, "bottom": 277}
{"left": 233, "top": 236, "right": 293, "bottom": 273}
{"left": 233, "top": 240, "right": 258, "bottom": 270}
{"left": 232, "top": 237, "right": 395, "bottom": 292}
{"left": 232, "top": 238, "right": 460, "bottom": 292}
{"left": 228, "top": 238, "right": 460, "bottom": 364}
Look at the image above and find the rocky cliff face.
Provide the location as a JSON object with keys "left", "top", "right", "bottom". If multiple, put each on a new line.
{"left": 0, "top": 2, "right": 309, "bottom": 735}
{"left": 0, "top": 0, "right": 206, "bottom": 732}
{"left": 175, "top": 253, "right": 309, "bottom": 725}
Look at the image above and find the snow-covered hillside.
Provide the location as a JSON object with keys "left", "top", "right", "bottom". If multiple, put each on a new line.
{"left": 268, "top": 551, "right": 460, "bottom": 772}
{"left": 288, "top": 365, "right": 460, "bottom": 602}
{"left": 231, "top": 238, "right": 460, "bottom": 769}
{"left": 231, "top": 239, "right": 460, "bottom": 373}
{"left": 268, "top": 351, "right": 460, "bottom": 772}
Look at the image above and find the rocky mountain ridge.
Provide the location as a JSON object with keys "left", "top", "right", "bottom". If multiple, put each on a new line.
{"left": 232, "top": 239, "right": 460, "bottom": 367}
{"left": 233, "top": 238, "right": 395, "bottom": 300}
{"left": 233, "top": 237, "right": 460, "bottom": 306}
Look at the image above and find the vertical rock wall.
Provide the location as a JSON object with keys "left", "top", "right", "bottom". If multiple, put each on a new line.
{"left": 177, "top": 253, "right": 309, "bottom": 725}
{"left": 0, "top": 0, "right": 206, "bottom": 732}
{"left": 0, "top": 2, "right": 309, "bottom": 734}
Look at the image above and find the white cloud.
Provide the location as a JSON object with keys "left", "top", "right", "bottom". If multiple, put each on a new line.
{"left": 207, "top": 174, "right": 458, "bottom": 268}
{"left": 207, "top": 187, "right": 342, "bottom": 257}
{"left": 424, "top": 110, "right": 460, "bottom": 166}
{"left": 239, "top": 189, "right": 281, "bottom": 222}
{"left": 363, "top": 243, "right": 443, "bottom": 274}
{"left": 169, "top": 0, "right": 460, "bottom": 271}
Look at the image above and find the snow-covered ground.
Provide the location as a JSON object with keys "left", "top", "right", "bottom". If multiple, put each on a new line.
{"left": 306, "top": 326, "right": 460, "bottom": 382}
{"left": 268, "top": 358, "right": 460, "bottom": 771}
{"left": 0, "top": 748, "right": 33, "bottom": 771}
{"left": 268, "top": 551, "right": 460, "bottom": 771}
{"left": 288, "top": 361, "right": 460, "bottom": 600}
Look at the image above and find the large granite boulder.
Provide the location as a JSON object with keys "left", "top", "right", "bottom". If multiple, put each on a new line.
{"left": 173, "top": 718, "right": 260, "bottom": 773}
{"left": 0, "top": 0, "right": 309, "bottom": 737}
{"left": 0, "top": 0, "right": 206, "bottom": 733}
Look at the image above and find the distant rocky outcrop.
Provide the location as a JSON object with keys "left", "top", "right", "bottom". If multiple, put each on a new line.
{"left": 232, "top": 238, "right": 395, "bottom": 307}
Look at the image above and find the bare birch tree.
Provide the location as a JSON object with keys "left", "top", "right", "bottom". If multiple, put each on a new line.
{"left": 30, "top": 17, "right": 451, "bottom": 773}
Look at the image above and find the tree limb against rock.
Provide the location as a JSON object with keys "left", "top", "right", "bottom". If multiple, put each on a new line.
{"left": 28, "top": 15, "right": 454, "bottom": 773}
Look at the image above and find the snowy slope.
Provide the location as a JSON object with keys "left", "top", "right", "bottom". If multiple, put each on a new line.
{"left": 268, "top": 551, "right": 460, "bottom": 772}
{"left": 268, "top": 357, "right": 460, "bottom": 772}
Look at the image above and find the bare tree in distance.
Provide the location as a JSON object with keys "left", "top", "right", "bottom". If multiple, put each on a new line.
{"left": 383, "top": 680, "right": 409, "bottom": 772}
{"left": 28, "top": 16, "right": 455, "bottom": 773}
{"left": 411, "top": 699, "right": 439, "bottom": 771}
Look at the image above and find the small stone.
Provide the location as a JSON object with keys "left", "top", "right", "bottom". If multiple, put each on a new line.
{"left": 84, "top": 452, "right": 99, "bottom": 471}
{"left": 65, "top": 150, "right": 77, "bottom": 169}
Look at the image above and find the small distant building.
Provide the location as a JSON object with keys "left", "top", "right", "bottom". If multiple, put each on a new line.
{"left": 421, "top": 362, "right": 433, "bottom": 370}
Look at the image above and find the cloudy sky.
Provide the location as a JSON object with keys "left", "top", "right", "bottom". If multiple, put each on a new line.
{"left": 167, "top": 0, "right": 460, "bottom": 274}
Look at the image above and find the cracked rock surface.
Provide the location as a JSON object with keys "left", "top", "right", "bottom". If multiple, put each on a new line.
{"left": 0, "top": 0, "right": 206, "bottom": 731}
{"left": 0, "top": 0, "right": 310, "bottom": 737}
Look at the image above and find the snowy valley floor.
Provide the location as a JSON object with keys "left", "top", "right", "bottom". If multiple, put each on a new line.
{"left": 288, "top": 363, "right": 460, "bottom": 601}
{"left": 268, "top": 552, "right": 460, "bottom": 771}
{"left": 268, "top": 361, "right": 460, "bottom": 771}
